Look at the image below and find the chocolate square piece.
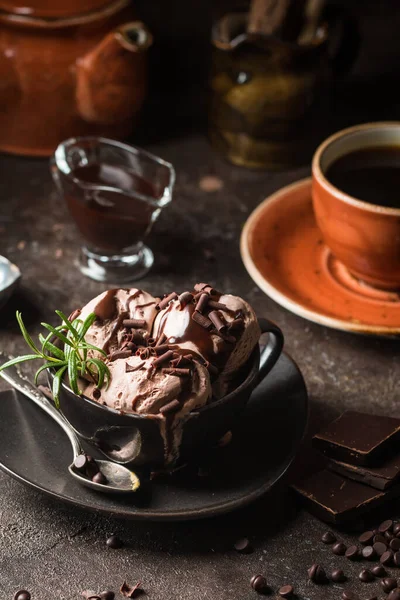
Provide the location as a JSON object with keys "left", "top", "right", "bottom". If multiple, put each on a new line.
{"left": 329, "top": 453, "right": 400, "bottom": 490}
{"left": 312, "top": 411, "right": 400, "bottom": 466}
{"left": 292, "top": 469, "right": 400, "bottom": 524}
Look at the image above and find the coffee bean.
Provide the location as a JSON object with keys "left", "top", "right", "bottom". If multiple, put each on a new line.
{"left": 393, "top": 524, "right": 400, "bottom": 535}
{"left": 331, "top": 569, "right": 346, "bottom": 583}
{"left": 73, "top": 454, "right": 88, "bottom": 472}
{"left": 234, "top": 538, "right": 253, "bottom": 553}
{"left": 381, "top": 577, "right": 398, "bottom": 592}
{"left": 371, "top": 565, "right": 387, "bottom": 577}
{"left": 333, "top": 542, "right": 347, "bottom": 555}
{"left": 379, "top": 520, "right": 394, "bottom": 534}
{"left": 92, "top": 472, "right": 107, "bottom": 485}
{"left": 374, "top": 541, "right": 388, "bottom": 556}
{"left": 14, "top": 592, "right": 31, "bottom": 600}
{"left": 278, "top": 585, "right": 294, "bottom": 598}
{"left": 381, "top": 550, "right": 394, "bottom": 566}
{"left": 250, "top": 575, "right": 267, "bottom": 593}
{"left": 322, "top": 531, "right": 336, "bottom": 544}
{"left": 388, "top": 589, "right": 400, "bottom": 600}
{"left": 342, "top": 591, "right": 359, "bottom": 600}
{"left": 391, "top": 539, "right": 400, "bottom": 551}
{"left": 308, "top": 564, "right": 328, "bottom": 584}
{"left": 386, "top": 531, "right": 395, "bottom": 541}
{"left": 362, "top": 546, "right": 377, "bottom": 560}
{"left": 106, "top": 535, "right": 123, "bottom": 549}
{"left": 374, "top": 534, "right": 387, "bottom": 544}
{"left": 359, "top": 569, "right": 374, "bottom": 583}
{"left": 394, "top": 551, "right": 400, "bottom": 566}
{"left": 99, "top": 593, "right": 115, "bottom": 600}
{"left": 345, "top": 545, "right": 359, "bottom": 560}
{"left": 359, "top": 531, "right": 374, "bottom": 545}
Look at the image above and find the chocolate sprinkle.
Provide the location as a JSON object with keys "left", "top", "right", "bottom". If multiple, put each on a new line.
{"left": 159, "top": 399, "right": 181, "bottom": 415}
{"left": 195, "top": 293, "right": 209, "bottom": 314}
{"left": 156, "top": 292, "right": 178, "bottom": 311}
{"left": 109, "top": 350, "right": 132, "bottom": 361}
{"left": 192, "top": 311, "right": 213, "bottom": 329}
{"left": 209, "top": 310, "right": 227, "bottom": 332}
{"left": 122, "top": 319, "right": 146, "bottom": 329}
{"left": 120, "top": 581, "right": 142, "bottom": 599}
{"left": 178, "top": 291, "right": 194, "bottom": 308}
{"left": 153, "top": 350, "right": 175, "bottom": 366}
{"left": 162, "top": 368, "right": 191, "bottom": 376}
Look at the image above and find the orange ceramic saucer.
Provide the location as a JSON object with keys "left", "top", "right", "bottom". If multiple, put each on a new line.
{"left": 241, "top": 178, "right": 400, "bottom": 336}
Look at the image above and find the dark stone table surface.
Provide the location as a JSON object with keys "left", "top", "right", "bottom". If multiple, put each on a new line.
{"left": 0, "top": 121, "right": 400, "bottom": 598}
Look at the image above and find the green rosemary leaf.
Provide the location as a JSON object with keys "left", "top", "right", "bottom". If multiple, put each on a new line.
{"left": 55, "top": 310, "right": 80, "bottom": 340}
{"left": 68, "top": 352, "right": 79, "bottom": 395}
{"left": 79, "top": 342, "right": 107, "bottom": 357}
{"left": 52, "top": 364, "right": 68, "bottom": 409}
{"left": 16, "top": 311, "right": 41, "bottom": 355}
{"left": 87, "top": 357, "right": 110, "bottom": 389}
{"left": 41, "top": 323, "right": 75, "bottom": 348}
{"left": 34, "top": 361, "right": 65, "bottom": 385}
{"left": 77, "top": 313, "right": 97, "bottom": 341}
{"left": 0, "top": 354, "right": 42, "bottom": 372}
{"left": 38, "top": 334, "right": 65, "bottom": 360}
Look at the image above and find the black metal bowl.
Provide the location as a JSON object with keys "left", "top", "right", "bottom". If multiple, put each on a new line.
{"left": 48, "top": 318, "right": 283, "bottom": 469}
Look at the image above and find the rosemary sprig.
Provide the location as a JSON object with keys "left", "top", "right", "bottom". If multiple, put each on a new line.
{"left": 0, "top": 310, "right": 110, "bottom": 408}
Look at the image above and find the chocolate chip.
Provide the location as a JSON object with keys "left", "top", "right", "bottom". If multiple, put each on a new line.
{"left": 381, "top": 550, "right": 394, "bottom": 565}
{"left": 391, "top": 539, "right": 400, "bottom": 551}
{"left": 14, "top": 592, "right": 31, "bottom": 600}
{"left": 394, "top": 524, "right": 400, "bottom": 535}
{"left": 373, "top": 541, "right": 388, "bottom": 556}
{"left": 382, "top": 578, "right": 398, "bottom": 592}
{"left": 74, "top": 454, "right": 88, "bottom": 472}
{"left": 394, "top": 551, "right": 400, "bottom": 566}
{"left": 92, "top": 472, "right": 107, "bottom": 485}
{"left": 342, "top": 591, "right": 359, "bottom": 600}
{"left": 92, "top": 388, "right": 101, "bottom": 400}
{"left": 331, "top": 569, "right": 346, "bottom": 583}
{"left": 322, "top": 531, "right": 336, "bottom": 544}
{"left": 333, "top": 542, "right": 347, "bottom": 555}
{"left": 250, "top": 575, "right": 267, "bottom": 593}
{"left": 308, "top": 564, "right": 328, "bottom": 583}
{"left": 362, "top": 546, "right": 377, "bottom": 560}
{"left": 359, "top": 531, "right": 375, "bottom": 545}
{"left": 373, "top": 534, "right": 387, "bottom": 544}
{"left": 379, "top": 520, "right": 394, "bottom": 533}
{"left": 359, "top": 569, "right": 374, "bottom": 583}
{"left": 278, "top": 585, "right": 294, "bottom": 598}
{"left": 388, "top": 589, "right": 400, "bottom": 600}
{"left": 371, "top": 564, "right": 387, "bottom": 577}
{"left": 345, "top": 545, "right": 359, "bottom": 560}
{"left": 99, "top": 593, "right": 115, "bottom": 600}
{"left": 234, "top": 538, "right": 253, "bottom": 553}
{"left": 106, "top": 535, "right": 123, "bottom": 549}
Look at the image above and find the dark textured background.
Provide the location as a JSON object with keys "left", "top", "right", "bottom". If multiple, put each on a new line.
{"left": 1, "top": 1, "right": 400, "bottom": 598}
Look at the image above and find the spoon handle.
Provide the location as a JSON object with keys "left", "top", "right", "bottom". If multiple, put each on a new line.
{"left": 0, "top": 363, "right": 82, "bottom": 459}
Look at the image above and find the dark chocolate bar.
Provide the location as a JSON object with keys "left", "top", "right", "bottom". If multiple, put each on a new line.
{"left": 292, "top": 469, "right": 400, "bottom": 524}
{"left": 312, "top": 411, "right": 400, "bottom": 466}
{"left": 329, "top": 453, "right": 400, "bottom": 490}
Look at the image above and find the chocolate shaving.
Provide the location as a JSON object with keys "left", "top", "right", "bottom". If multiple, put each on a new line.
{"left": 156, "top": 292, "right": 178, "bottom": 311}
{"left": 155, "top": 333, "right": 167, "bottom": 346}
{"left": 159, "top": 399, "right": 181, "bottom": 415}
{"left": 120, "top": 581, "right": 143, "bottom": 599}
{"left": 153, "top": 350, "right": 175, "bottom": 366}
{"left": 170, "top": 354, "right": 193, "bottom": 367}
{"left": 122, "top": 319, "right": 146, "bottom": 329}
{"left": 68, "top": 308, "right": 82, "bottom": 322}
{"left": 208, "top": 300, "right": 229, "bottom": 311}
{"left": 125, "top": 362, "right": 144, "bottom": 373}
{"left": 204, "top": 360, "right": 219, "bottom": 376}
{"left": 147, "top": 337, "right": 156, "bottom": 346}
{"left": 109, "top": 349, "right": 132, "bottom": 361}
{"left": 131, "top": 331, "right": 146, "bottom": 345}
{"left": 136, "top": 348, "right": 152, "bottom": 359}
{"left": 194, "top": 282, "right": 217, "bottom": 295}
{"left": 209, "top": 310, "right": 227, "bottom": 332}
{"left": 162, "top": 368, "right": 191, "bottom": 376}
{"left": 192, "top": 311, "right": 213, "bottom": 329}
{"left": 154, "top": 344, "right": 170, "bottom": 355}
{"left": 92, "top": 387, "right": 101, "bottom": 399}
{"left": 178, "top": 291, "right": 194, "bottom": 308}
{"left": 193, "top": 291, "right": 207, "bottom": 301}
{"left": 195, "top": 293, "right": 209, "bottom": 314}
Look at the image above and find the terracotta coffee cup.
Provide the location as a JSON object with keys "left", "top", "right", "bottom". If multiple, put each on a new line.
{"left": 312, "top": 122, "right": 400, "bottom": 290}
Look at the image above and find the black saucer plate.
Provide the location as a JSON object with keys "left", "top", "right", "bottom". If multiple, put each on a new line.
{"left": 0, "top": 352, "right": 308, "bottom": 521}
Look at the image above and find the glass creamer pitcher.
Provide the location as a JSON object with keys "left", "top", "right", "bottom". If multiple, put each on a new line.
{"left": 51, "top": 137, "right": 175, "bottom": 282}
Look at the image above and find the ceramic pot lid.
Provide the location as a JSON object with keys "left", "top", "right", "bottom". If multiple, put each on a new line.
{"left": 0, "top": 0, "right": 117, "bottom": 18}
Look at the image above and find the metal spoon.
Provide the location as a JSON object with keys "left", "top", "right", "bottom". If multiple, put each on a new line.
{"left": 0, "top": 357, "right": 140, "bottom": 494}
